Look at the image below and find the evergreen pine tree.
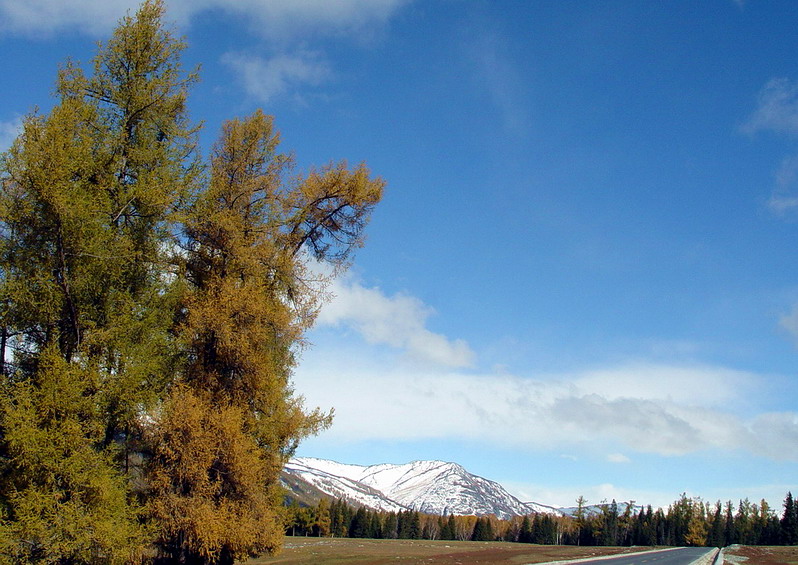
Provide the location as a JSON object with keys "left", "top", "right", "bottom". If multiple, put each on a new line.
{"left": 384, "top": 512, "right": 398, "bottom": 540}
{"left": 603, "top": 500, "right": 619, "bottom": 546}
{"left": 437, "top": 515, "right": 450, "bottom": 540}
{"left": 444, "top": 514, "right": 457, "bottom": 541}
{"left": 349, "top": 507, "right": 368, "bottom": 538}
{"left": 724, "top": 501, "right": 736, "bottom": 546}
{"left": 409, "top": 511, "right": 422, "bottom": 540}
{"left": 369, "top": 511, "right": 382, "bottom": 539}
{"left": 519, "top": 515, "right": 533, "bottom": 544}
{"left": 709, "top": 502, "right": 724, "bottom": 548}
{"left": 782, "top": 492, "right": 798, "bottom": 545}
{"left": 471, "top": 517, "right": 485, "bottom": 541}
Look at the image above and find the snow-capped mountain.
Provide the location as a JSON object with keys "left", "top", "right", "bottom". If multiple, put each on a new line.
{"left": 283, "top": 457, "right": 563, "bottom": 520}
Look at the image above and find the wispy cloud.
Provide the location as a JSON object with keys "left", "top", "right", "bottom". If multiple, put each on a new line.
{"left": 779, "top": 303, "right": 798, "bottom": 341}
{"left": 0, "top": 0, "right": 132, "bottom": 36}
{"left": 0, "top": 0, "right": 409, "bottom": 38}
{"left": 188, "top": 0, "right": 409, "bottom": 42}
{"left": 745, "top": 78, "right": 798, "bottom": 213}
{"left": 0, "top": 115, "right": 22, "bottom": 152}
{"left": 767, "top": 154, "right": 798, "bottom": 213}
{"left": 743, "top": 78, "right": 798, "bottom": 136}
{"left": 316, "top": 272, "right": 476, "bottom": 368}
{"left": 468, "top": 27, "right": 528, "bottom": 135}
{"left": 221, "top": 50, "right": 332, "bottom": 104}
{"left": 606, "top": 453, "right": 631, "bottom": 464}
{"left": 294, "top": 353, "right": 795, "bottom": 461}
{"left": 0, "top": 1, "right": 410, "bottom": 106}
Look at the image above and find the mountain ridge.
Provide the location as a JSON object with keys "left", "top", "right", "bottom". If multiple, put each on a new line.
{"left": 282, "top": 456, "right": 564, "bottom": 519}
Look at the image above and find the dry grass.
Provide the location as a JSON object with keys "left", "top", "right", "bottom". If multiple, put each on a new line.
{"left": 248, "top": 537, "right": 656, "bottom": 565}
{"left": 723, "top": 545, "right": 798, "bottom": 565}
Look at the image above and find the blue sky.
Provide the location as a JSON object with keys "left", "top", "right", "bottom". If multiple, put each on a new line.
{"left": 2, "top": 0, "right": 798, "bottom": 511}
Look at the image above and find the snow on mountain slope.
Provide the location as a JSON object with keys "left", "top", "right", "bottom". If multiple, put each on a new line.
{"left": 284, "top": 459, "right": 409, "bottom": 512}
{"left": 286, "top": 457, "right": 560, "bottom": 519}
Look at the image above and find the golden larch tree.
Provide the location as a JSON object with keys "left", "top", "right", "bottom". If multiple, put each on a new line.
{"left": 147, "top": 111, "right": 383, "bottom": 562}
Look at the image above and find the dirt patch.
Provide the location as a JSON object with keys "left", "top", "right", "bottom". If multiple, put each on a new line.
{"left": 723, "top": 546, "right": 798, "bottom": 565}
{"left": 248, "top": 537, "right": 658, "bottom": 565}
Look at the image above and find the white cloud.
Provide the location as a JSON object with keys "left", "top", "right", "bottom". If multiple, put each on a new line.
{"left": 573, "top": 363, "right": 751, "bottom": 408}
{"left": 221, "top": 51, "right": 332, "bottom": 104}
{"left": 504, "top": 480, "right": 666, "bottom": 509}
{"left": 315, "top": 273, "right": 476, "bottom": 368}
{"left": 0, "top": 0, "right": 133, "bottom": 36}
{"left": 743, "top": 78, "right": 798, "bottom": 136}
{"left": 0, "top": 1, "right": 409, "bottom": 107}
{"left": 606, "top": 453, "right": 631, "bottom": 464}
{"left": 189, "top": 0, "right": 408, "bottom": 41}
{"left": 749, "top": 412, "right": 798, "bottom": 460}
{"left": 0, "top": 116, "right": 22, "bottom": 152}
{"left": 766, "top": 154, "right": 798, "bottom": 213}
{"left": 294, "top": 353, "right": 795, "bottom": 461}
{"left": 0, "top": 0, "right": 408, "bottom": 38}
{"left": 744, "top": 80, "right": 798, "bottom": 214}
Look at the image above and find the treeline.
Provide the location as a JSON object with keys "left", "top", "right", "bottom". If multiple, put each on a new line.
{"left": 570, "top": 494, "right": 790, "bottom": 547}
{"left": 285, "top": 491, "right": 798, "bottom": 548}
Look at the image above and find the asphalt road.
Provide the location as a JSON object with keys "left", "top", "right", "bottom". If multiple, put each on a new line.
{"left": 564, "top": 547, "right": 716, "bottom": 565}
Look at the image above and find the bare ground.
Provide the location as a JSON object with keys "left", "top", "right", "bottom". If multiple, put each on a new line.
{"left": 247, "top": 537, "right": 657, "bottom": 565}
{"left": 723, "top": 545, "right": 798, "bottom": 565}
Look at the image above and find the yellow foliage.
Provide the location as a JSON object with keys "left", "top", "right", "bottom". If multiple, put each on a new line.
{"left": 148, "top": 386, "right": 282, "bottom": 562}
{"left": 0, "top": 3, "right": 382, "bottom": 564}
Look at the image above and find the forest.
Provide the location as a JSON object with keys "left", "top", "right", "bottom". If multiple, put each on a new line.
{"left": 284, "top": 491, "right": 798, "bottom": 548}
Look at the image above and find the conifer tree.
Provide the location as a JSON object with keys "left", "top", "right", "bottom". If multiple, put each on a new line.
{"left": 350, "top": 507, "right": 369, "bottom": 538}
{"left": 471, "top": 517, "right": 487, "bottom": 541}
{"left": 782, "top": 492, "right": 798, "bottom": 545}
{"left": 724, "top": 501, "right": 736, "bottom": 545}
{"left": 0, "top": 2, "right": 383, "bottom": 563}
{"left": 315, "top": 498, "right": 331, "bottom": 537}
{"left": 329, "top": 499, "right": 348, "bottom": 538}
{"left": 437, "top": 516, "right": 449, "bottom": 540}
{"left": 0, "top": 1, "right": 196, "bottom": 562}
{"left": 383, "top": 511, "right": 399, "bottom": 539}
{"left": 574, "top": 495, "right": 588, "bottom": 545}
{"left": 147, "top": 108, "right": 382, "bottom": 563}
{"left": 708, "top": 502, "right": 724, "bottom": 548}
{"left": 369, "top": 511, "right": 383, "bottom": 539}
{"left": 519, "top": 515, "right": 533, "bottom": 543}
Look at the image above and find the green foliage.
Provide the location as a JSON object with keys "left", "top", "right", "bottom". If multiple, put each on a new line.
{"left": 0, "top": 1, "right": 196, "bottom": 559}
{"left": 0, "top": 348, "right": 149, "bottom": 564}
{"left": 782, "top": 492, "right": 798, "bottom": 545}
{"left": 471, "top": 517, "right": 493, "bottom": 541}
{"left": 0, "top": 1, "right": 382, "bottom": 563}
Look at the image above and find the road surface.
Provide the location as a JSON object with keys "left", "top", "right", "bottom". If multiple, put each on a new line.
{"left": 549, "top": 547, "right": 716, "bottom": 565}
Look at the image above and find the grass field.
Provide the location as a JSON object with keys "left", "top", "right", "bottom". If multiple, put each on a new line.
{"left": 249, "top": 537, "right": 656, "bottom": 565}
